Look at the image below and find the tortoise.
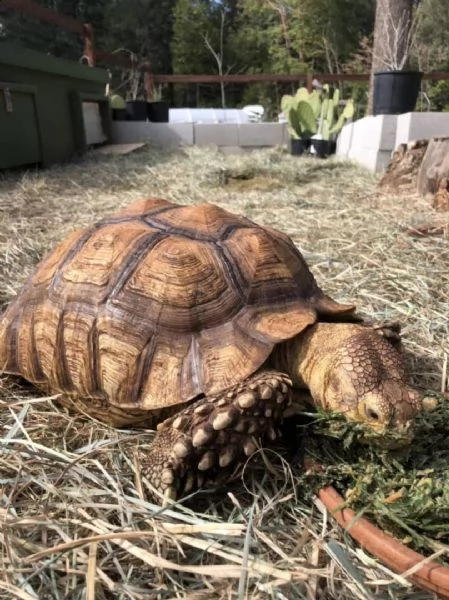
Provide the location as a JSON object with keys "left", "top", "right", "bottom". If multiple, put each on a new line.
{"left": 0, "top": 198, "right": 423, "bottom": 502}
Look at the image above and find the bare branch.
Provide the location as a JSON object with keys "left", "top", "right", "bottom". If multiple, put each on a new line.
{"left": 202, "top": 34, "right": 222, "bottom": 72}
{"left": 201, "top": 8, "right": 227, "bottom": 108}
{"left": 372, "top": 2, "right": 423, "bottom": 71}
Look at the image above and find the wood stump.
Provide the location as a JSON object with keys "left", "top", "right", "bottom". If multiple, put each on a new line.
{"left": 417, "top": 136, "right": 449, "bottom": 211}
{"left": 379, "top": 139, "right": 428, "bottom": 191}
{"left": 379, "top": 136, "right": 449, "bottom": 212}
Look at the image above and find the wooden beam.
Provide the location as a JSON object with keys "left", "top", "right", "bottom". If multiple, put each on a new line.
{"left": 149, "top": 72, "right": 449, "bottom": 85}
{"left": 151, "top": 73, "right": 309, "bottom": 84}
{"left": 82, "top": 23, "right": 95, "bottom": 66}
{"left": 0, "top": 0, "right": 84, "bottom": 34}
{"left": 149, "top": 73, "right": 371, "bottom": 84}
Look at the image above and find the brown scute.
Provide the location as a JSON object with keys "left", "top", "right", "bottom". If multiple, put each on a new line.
{"left": 124, "top": 236, "right": 242, "bottom": 328}
{"left": 61, "top": 223, "right": 154, "bottom": 288}
{"left": 236, "top": 304, "right": 317, "bottom": 343}
{"left": 0, "top": 198, "right": 354, "bottom": 421}
{"left": 226, "top": 226, "right": 319, "bottom": 302}
{"left": 314, "top": 294, "right": 356, "bottom": 319}
{"left": 31, "top": 229, "right": 86, "bottom": 288}
{"left": 143, "top": 201, "right": 253, "bottom": 240}
{"left": 106, "top": 197, "right": 173, "bottom": 218}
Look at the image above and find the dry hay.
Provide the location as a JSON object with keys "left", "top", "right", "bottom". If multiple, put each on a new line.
{"left": 0, "top": 144, "right": 448, "bottom": 600}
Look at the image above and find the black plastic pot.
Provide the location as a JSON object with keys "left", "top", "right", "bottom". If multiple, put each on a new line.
{"left": 112, "top": 108, "right": 127, "bottom": 121}
{"left": 290, "top": 138, "right": 310, "bottom": 156}
{"left": 126, "top": 100, "right": 148, "bottom": 121}
{"left": 311, "top": 139, "right": 332, "bottom": 158}
{"left": 373, "top": 71, "right": 422, "bottom": 115}
{"left": 147, "top": 101, "right": 169, "bottom": 123}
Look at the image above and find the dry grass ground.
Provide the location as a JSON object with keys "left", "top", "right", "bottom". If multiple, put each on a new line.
{"left": 0, "top": 145, "right": 448, "bottom": 600}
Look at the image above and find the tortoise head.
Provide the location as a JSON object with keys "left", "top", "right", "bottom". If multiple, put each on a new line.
{"left": 287, "top": 322, "right": 423, "bottom": 446}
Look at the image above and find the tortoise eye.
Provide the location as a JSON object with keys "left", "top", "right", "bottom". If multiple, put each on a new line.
{"left": 365, "top": 407, "right": 380, "bottom": 421}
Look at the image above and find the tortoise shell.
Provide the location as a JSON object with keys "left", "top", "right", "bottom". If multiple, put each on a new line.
{"left": 0, "top": 198, "right": 354, "bottom": 413}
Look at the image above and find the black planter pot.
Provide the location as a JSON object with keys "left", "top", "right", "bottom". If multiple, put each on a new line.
{"left": 311, "top": 139, "right": 332, "bottom": 158}
{"left": 112, "top": 108, "right": 127, "bottom": 121}
{"left": 373, "top": 71, "right": 422, "bottom": 115}
{"left": 126, "top": 100, "right": 148, "bottom": 121}
{"left": 290, "top": 138, "right": 310, "bottom": 156}
{"left": 147, "top": 101, "right": 169, "bottom": 123}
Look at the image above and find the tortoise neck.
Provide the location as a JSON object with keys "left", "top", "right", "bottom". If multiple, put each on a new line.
{"left": 272, "top": 322, "right": 363, "bottom": 394}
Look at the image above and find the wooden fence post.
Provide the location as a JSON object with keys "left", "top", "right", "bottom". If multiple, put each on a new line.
{"left": 306, "top": 73, "right": 313, "bottom": 93}
{"left": 82, "top": 23, "right": 95, "bottom": 66}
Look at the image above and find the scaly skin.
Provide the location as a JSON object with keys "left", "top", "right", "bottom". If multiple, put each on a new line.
{"left": 275, "top": 322, "right": 422, "bottom": 441}
{"left": 142, "top": 370, "right": 293, "bottom": 503}
{"left": 144, "top": 322, "right": 423, "bottom": 502}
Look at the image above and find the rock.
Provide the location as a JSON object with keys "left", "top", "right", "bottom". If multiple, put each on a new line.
{"left": 379, "top": 139, "right": 428, "bottom": 191}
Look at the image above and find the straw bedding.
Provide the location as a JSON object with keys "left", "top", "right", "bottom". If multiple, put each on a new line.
{"left": 0, "top": 145, "right": 448, "bottom": 599}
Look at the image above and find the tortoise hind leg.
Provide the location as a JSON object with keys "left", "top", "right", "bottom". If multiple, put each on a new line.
{"left": 142, "top": 370, "right": 292, "bottom": 503}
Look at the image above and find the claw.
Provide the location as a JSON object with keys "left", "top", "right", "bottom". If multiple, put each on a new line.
{"left": 163, "top": 486, "right": 177, "bottom": 506}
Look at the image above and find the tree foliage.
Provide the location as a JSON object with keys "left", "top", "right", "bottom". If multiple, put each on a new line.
{"left": 103, "top": 0, "right": 176, "bottom": 73}
{"left": 229, "top": 0, "right": 375, "bottom": 75}
{"left": 0, "top": 0, "right": 447, "bottom": 111}
{"left": 172, "top": 0, "right": 223, "bottom": 74}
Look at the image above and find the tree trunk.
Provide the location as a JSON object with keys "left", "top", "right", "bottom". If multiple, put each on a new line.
{"left": 367, "top": 0, "right": 414, "bottom": 115}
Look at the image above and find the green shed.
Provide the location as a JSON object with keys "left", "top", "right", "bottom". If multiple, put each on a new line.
{"left": 0, "top": 43, "right": 111, "bottom": 170}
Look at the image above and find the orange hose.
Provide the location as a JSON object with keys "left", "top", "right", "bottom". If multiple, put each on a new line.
{"left": 318, "top": 486, "right": 449, "bottom": 599}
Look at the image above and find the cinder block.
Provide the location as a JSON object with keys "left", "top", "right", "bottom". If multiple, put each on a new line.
{"left": 194, "top": 123, "right": 239, "bottom": 146}
{"left": 346, "top": 147, "right": 392, "bottom": 172}
{"left": 336, "top": 122, "right": 354, "bottom": 156}
{"left": 349, "top": 115, "right": 397, "bottom": 151}
{"left": 336, "top": 116, "right": 397, "bottom": 172}
{"left": 237, "top": 123, "right": 285, "bottom": 146}
{"left": 279, "top": 124, "right": 290, "bottom": 146}
{"left": 111, "top": 122, "right": 194, "bottom": 146}
{"left": 395, "top": 112, "right": 449, "bottom": 148}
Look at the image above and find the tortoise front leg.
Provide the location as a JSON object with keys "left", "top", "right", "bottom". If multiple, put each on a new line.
{"left": 142, "top": 370, "right": 292, "bottom": 503}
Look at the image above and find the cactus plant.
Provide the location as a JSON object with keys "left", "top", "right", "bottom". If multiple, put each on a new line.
{"left": 329, "top": 100, "right": 355, "bottom": 136}
{"left": 282, "top": 84, "right": 354, "bottom": 156}
{"left": 316, "top": 85, "right": 354, "bottom": 141}
{"left": 281, "top": 87, "right": 319, "bottom": 140}
{"left": 110, "top": 94, "right": 126, "bottom": 110}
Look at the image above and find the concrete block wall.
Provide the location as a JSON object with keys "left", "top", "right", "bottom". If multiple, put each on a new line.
{"left": 111, "top": 122, "right": 288, "bottom": 150}
{"left": 195, "top": 124, "right": 239, "bottom": 146}
{"left": 112, "top": 122, "right": 194, "bottom": 146}
{"left": 337, "top": 115, "right": 397, "bottom": 172}
{"left": 338, "top": 112, "right": 449, "bottom": 172}
{"left": 112, "top": 113, "right": 449, "bottom": 172}
{"left": 395, "top": 112, "right": 449, "bottom": 147}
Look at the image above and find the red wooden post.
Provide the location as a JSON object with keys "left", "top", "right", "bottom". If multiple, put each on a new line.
{"left": 306, "top": 73, "right": 313, "bottom": 93}
{"left": 82, "top": 23, "right": 95, "bottom": 66}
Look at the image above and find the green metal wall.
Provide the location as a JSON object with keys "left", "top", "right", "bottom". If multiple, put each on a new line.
{"left": 0, "top": 43, "right": 110, "bottom": 169}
